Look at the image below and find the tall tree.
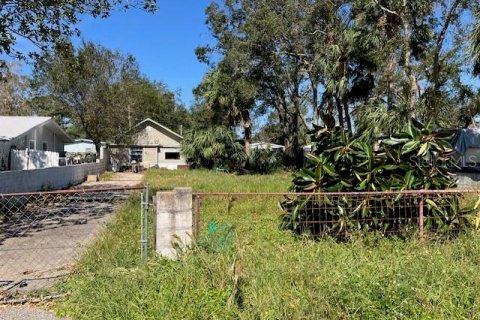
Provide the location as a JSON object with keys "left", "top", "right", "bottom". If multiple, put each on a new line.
{"left": 350, "top": 0, "right": 474, "bottom": 139}
{"left": 31, "top": 42, "right": 188, "bottom": 148}
{"left": 194, "top": 69, "right": 256, "bottom": 157}
{"left": 199, "top": 0, "right": 326, "bottom": 165}
{"left": 200, "top": 0, "right": 480, "bottom": 149}
{"left": 0, "top": 62, "right": 31, "bottom": 115}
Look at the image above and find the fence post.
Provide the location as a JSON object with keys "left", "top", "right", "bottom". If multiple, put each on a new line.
{"left": 152, "top": 195, "right": 157, "bottom": 255}
{"left": 154, "top": 188, "right": 192, "bottom": 259}
{"left": 418, "top": 192, "right": 424, "bottom": 240}
{"left": 193, "top": 195, "right": 201, "bottom": 242}
{"left": 140, "top": 184, "right": 150, "bottom": 261}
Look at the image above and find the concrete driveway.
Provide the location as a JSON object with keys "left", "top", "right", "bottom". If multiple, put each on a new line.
{"left": 0, "top": 172, "right": 144, "bottom": 297}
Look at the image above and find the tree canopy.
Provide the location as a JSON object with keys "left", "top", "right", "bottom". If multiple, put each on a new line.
{"left": 0, "top": 62, "right": 31, "bottom": 115}
{"left": 0, "top": 0, "right": 157, "bottom": 59}
{"left": 195, "top": 0, "right": 480, "bottom": 166}
{"left": 31, "top": 41, "right": 189, "bottom": 147}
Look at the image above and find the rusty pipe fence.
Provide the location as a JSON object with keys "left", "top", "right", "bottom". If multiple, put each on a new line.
{"left": 0, "top": 185, "right": 145, "bottom": 302}
{"left": 192, "top": 189, "right": 480, "bottom": 242}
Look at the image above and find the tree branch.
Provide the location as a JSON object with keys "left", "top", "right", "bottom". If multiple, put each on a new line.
{"left": 374, "top": 0, "right": 399, "bottom": 16}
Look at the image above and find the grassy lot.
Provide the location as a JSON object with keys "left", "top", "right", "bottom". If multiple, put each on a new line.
{"left": 99, "top": 171, "right": 115, "bottom": 181}
{"left": 57, "top": 169, "right": 480, "bottom": 319}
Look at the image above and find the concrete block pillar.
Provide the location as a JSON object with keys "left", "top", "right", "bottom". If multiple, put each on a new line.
{"left": 155, "top": 188, "right": 192, "bottom": 259}
{"left": 99, "top": 142, "right": 107, "bottom": 160}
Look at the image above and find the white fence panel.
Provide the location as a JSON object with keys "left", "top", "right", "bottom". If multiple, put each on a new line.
{"left": 10, "top": 150, "right": 59, "bottom": 171}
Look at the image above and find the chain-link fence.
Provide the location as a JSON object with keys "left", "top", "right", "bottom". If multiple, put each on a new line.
{"left": 192, "top": 189, "right": 480, "bottom": 243}
{"left": 0, "top": 186, "right": 145, "bottom": 301}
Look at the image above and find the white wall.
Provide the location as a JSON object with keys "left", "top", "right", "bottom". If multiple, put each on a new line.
{"left": 10, "top": 150, "right": 59, "bottom": 170}
{"left": 20, "top": 125, "right": 65, "bottom": 152}
{"left": 157, "top": 147, "right": 186, "bottom": 170}
{"left": 0, "top": 146, "right": 109, "bottom": 193}
{"left": 0, "top": 161, "right": 107, "bottom": 194}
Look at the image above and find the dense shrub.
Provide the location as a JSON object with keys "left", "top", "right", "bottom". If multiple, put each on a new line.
{"left": 181, "top": 126, "right": 246, "bottom": 170}
{"left": 247, "top": 148, "right": 283, "bottom": 174}
{"left": 281, "top": 119, "right": 477, "bottom": 238}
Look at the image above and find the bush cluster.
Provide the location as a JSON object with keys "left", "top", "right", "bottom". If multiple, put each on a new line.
{"left": 247, "top": 148, "right": 283, "bottom": 174}
{"left": 281, "top": 119, "right": 477, "bottom": 238}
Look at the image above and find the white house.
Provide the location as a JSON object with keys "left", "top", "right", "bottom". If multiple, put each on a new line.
{"left": 251, "top": 142, "right": 285, "bottom": 151}
{"left": 110, "top": 118, "right": 187, "bottom": 170}
{"left": 0, "top": 116, "right": 73, "bottom": 171}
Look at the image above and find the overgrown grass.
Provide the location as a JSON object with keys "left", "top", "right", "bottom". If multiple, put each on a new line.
{"left": 57, "top": 169, "right": 480, "bottom": 319}
{"left": 99, "top": 171, "right": 115, "bottom": 181}
{"left": 144, "top": 168, "right": 291, "bottom": 192}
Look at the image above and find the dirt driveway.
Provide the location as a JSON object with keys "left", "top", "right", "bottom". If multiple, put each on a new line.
{"left": 0, "top": 172, "right": 144, "bottom": 297}
{"left": 76, "top": 172, "right": 144, "bottom": 189}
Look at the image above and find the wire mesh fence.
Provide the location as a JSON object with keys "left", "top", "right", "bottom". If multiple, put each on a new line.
{"left": 0, "top": 186, "right": 145, "bottom": 301}
{"left": 192, "top": 189, "right": 480, "bottom": 244}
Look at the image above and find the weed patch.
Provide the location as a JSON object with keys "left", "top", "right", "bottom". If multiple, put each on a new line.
{"left": 57, "top": 170, "right": 480, "bottom": 319}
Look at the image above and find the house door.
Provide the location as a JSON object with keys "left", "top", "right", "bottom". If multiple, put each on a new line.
{"left": 143, "top": 147, "right": 158, "bottom": 168}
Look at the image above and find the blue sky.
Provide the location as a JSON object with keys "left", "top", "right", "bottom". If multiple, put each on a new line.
{"left": 74, "top": 1, "right": 214, "bottom": 106}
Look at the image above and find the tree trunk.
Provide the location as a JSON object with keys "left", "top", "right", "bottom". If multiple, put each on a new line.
{"left": 343, "top": 97, "right": 352, "bottom": 132}
{"left": 288, "top": 112, "right": 301, "bottom": 167}
{"left": 272, "top": 93, "right": 295, "bottom": 166}
{"left": 429, "top": 0, "right": 460, "bottom": 111}
{"left": 280, "top": 108, "right": 299, "bottom": 167}
{"left": 310, "top": 77, "right": 319, "bottom": 126}
{"left": 386, "top": 50, "right": 395, "bottom": 111}
{"left": 242, "top": 110, "right": 251, "bottom": 158}
{"left": 384, "top": 18, "right": 398, "bottom": 111}
{"left": 335, "top": 95, "right": 344, "bottom": 128}
{"left": 128, "top": 104, "right": 132, "bottom": 129}
{"left": 401, "top": 0, "right": 417, "bottom": 118}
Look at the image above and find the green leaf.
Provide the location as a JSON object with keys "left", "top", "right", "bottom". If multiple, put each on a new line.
{"left": 305, "top": 153, "right": 322, "bottom": 163}
{"left": 383, "top": 164, "right": 399, "bottom": 170}
{"left": 474, "top": 196, "right": 480, "bottom": 210}
{"left": 340, "top": 180, "right": 353, "bottom": 188}
{"left": 406, "top": 122, "right": 415, "bottom": 138}
{"left": 401, "top": 141, "right": 420, "bottom": 155}
{"left": 295, "top": 169, "right": 316, "bottom": 182}
{"left": 425, "top": 198, "right": 439, "bottom": 209}
{"left": 323, "top": 163, "right": 338, "bottom": 177}
{"left": 417, "top": 143, "right": 429, "bottom": 156}
{"left": 357, "top": 180, "right": 367, "bottom": 191}
{"left": 382, "top": 137, "right": 409, "bottom": 146}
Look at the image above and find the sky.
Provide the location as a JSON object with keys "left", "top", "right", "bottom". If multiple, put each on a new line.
{"left": 5, "top": 1, "right": 215, "bottom": 108}
{"left": 74, "top": 1, "right": 214, "bottom": 106}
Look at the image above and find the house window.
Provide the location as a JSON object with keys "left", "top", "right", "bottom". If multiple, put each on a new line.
{"left": 29, "top": 140, "right": 35, "bottom": 150}
{"left": 130, "top": 147, "right": 143, "bottom": 163}
{"left": 165, "top": 152, "right": 180, "bottom": 160}
{"left": 42, "top": 141, "right": 48, "bottom": 151}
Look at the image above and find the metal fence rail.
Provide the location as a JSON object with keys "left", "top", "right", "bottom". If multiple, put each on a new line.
{"left": 192, "top": 189, "right": 480, "bottom": 241}
{"left": 0, "top": 186, "right": 144, "bottom": 301}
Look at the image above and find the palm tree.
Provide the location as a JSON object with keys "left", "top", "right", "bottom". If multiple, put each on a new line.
{"left": 195, "top": 69, "right": 256, "bottom": 158}
{"left": 181, "top": 126, "right": 246, "bottom": 169}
